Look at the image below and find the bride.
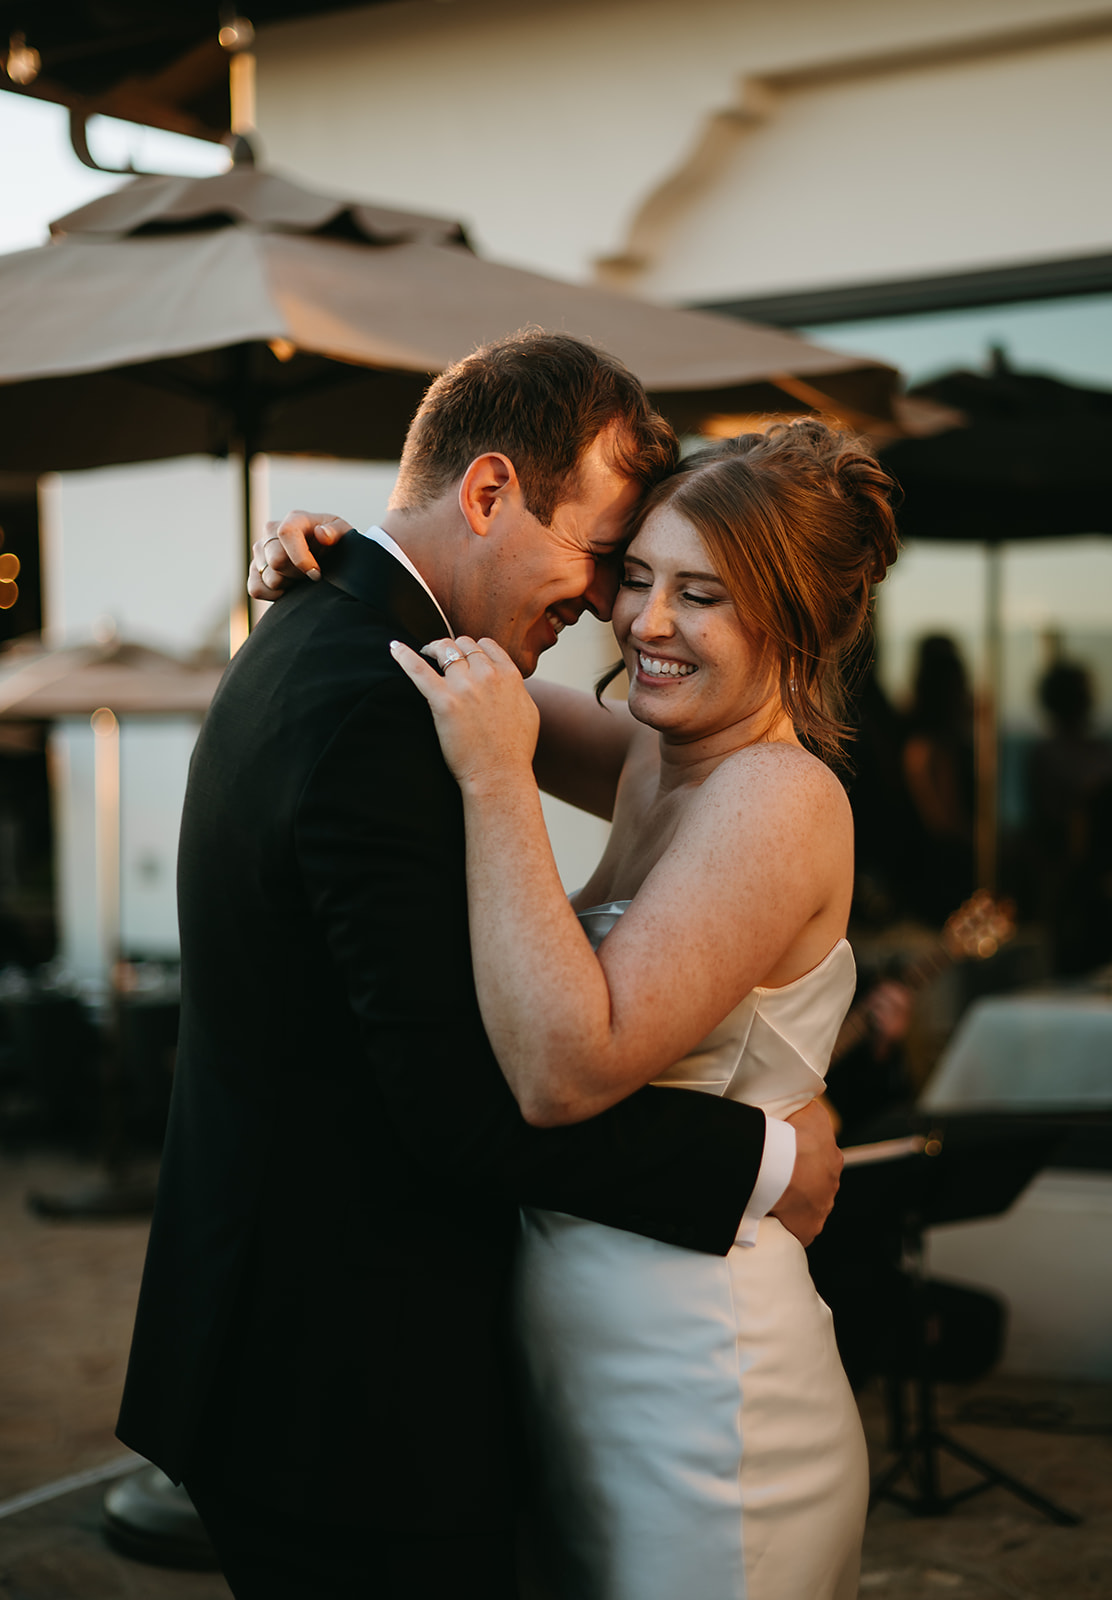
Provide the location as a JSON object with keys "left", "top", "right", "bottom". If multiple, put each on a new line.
{"left": 267, "top": 420, "right": 898, "bottom": 1600}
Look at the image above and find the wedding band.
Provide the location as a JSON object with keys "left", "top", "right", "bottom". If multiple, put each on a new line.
{"left": 462, "top": 649, "right": 482, "bottom": 659}
{"left": 441, "top": 648, "right": 464, "bottom": 669}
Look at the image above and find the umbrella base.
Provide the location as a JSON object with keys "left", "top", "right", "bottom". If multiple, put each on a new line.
{"left": 102, "top": 1467, "right": 219, "bottom": 1571}
{"left": 27, "top": 1178, "right": 157, "bottom": 1220}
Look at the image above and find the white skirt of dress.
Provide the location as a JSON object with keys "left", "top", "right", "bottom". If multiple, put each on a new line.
{"left": 515, "top": 1207, "right": 868, "bottom": 1600}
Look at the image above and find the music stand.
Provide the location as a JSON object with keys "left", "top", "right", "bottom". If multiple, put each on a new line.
{"left": 839, "top": 1116, "right": 1081, "bottom": 1526}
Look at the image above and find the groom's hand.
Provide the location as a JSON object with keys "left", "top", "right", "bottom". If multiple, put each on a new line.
{"left": 248, "top": 511, "right": 353, "bottom": 600}
{"left": 770, "top": 1100, "right": 843, "bottom": 1246}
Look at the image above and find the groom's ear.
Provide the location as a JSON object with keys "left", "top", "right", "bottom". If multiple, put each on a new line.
{"left": 458, "top": 453, "right": 520, "bottom": 537}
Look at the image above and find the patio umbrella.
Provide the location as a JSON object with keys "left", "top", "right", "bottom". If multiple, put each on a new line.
{"left": 0, "top": 634, "right": 225, "bottom": 718}
{"left": 880, "top": 356, "right": 1112, "bottom": 544}
{"left": 0, "top": 163, "right": 900, "bottom": 580}
{"left": 879, "top": 352, "right": 1112, "bottom": 889}
{"left": 0, "top": 630, "right": 222, "bottom": 1013}
{"left": 0, "top": 632, "right": 222, "bottom": 1222}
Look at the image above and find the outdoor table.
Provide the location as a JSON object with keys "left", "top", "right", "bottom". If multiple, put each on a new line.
{"left": 0, "top": 986, "right": 100, "bottom": 1130}
{"left": 918, "top": 987, "right": 1112, "bottom": 1380}
{"left": 920, "top": 991, "right": 1112, "bottom": 1113}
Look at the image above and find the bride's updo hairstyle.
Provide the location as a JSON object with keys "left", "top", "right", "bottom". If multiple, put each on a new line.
{"left": 622, "top": 419, "right": 900, "bottom": 762}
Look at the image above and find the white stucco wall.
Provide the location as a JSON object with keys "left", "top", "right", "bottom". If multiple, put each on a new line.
{"left": 633, "top": 27, "right": 1112, "bottom": 303}
{"left": 254, "top": 0, "right": 1112, "bottom": 298}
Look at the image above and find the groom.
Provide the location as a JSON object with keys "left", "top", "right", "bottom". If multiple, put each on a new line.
{"left": 118, "top": 331, "right": 841, "bottom": 1597}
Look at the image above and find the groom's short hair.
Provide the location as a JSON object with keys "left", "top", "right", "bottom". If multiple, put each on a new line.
{"left": 392, "top": 330, "right": 678, "bottom": 525}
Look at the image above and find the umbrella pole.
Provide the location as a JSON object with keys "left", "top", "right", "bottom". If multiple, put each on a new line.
{"left": 974, "top": 543, "right": 1003, "bottom": 892}
{"left": 92, "top": 707, "right": 120, "bottom": 989}
{"left": 242, "top": 446, "right": 255, "bottom": 589}
{"left": 228, "top": 447, "right": 259, "bottom": 651}
{"left": 230, "top": 335, "right": 262, "bottom": 644}
{"left": 91, "top": 706, "right": 128, "bottom": 1180}
{"left": 241, "top": 447, "right": 255, "bottom": 637}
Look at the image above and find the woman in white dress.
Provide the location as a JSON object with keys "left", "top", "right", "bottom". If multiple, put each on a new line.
{"left": 385, "top": 419, "right": 900, "bottom": 1600}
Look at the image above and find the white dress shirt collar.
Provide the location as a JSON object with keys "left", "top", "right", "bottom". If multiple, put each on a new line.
{"left": 360, "top": 525, "right": 452, "bottom": 637}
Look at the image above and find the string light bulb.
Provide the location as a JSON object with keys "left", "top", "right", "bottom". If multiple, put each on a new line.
{"left": 4, "top": 32, "right": 40, "bottom": 85}
{"left": 218, "top": 17, "right": 255, "bottom": 51}
{"left": 0, "top": 534, "right": 18, "bottom": 609}
{"left": 219, "top": 14, "right": 257, "bottom": 138}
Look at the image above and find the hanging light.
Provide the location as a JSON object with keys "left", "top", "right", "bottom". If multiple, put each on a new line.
{"left": 218, "top": 16, "right": 255, "bottom": 51}
{"left": 219, "top": 13, "right": 257, "bottom": 141}
{"left": 0, "top": 531, "right": 17, "bottom": 610}
{"left": 4, "top": 32, "right": 40, "bottom": 86}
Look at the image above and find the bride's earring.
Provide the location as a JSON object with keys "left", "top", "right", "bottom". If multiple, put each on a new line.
{"left": 789, "top": 667, "right": 797, "bottom": 695}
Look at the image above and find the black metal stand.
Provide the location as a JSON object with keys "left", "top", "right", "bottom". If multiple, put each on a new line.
{"left": 870, "top": 1203, "right": 1080, "bottom": 1525}
{"left": 27, "top": 1172, "right": 157, "bottom": 1219}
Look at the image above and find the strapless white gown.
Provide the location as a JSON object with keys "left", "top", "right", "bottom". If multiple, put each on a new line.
{"left": 515, "top": 902, "right": 868, "bottom": 1600}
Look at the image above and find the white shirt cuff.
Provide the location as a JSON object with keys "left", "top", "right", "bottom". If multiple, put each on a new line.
{"left": 734, "top": 1116, "right": 797, "bottom": 1247}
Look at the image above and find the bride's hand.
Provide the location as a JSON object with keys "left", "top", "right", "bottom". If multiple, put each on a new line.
{"left": 248, "top": 510, "right": 353, "bottom": 600}
{"left": 390, "top": 635, "right": 540, "bottom": 791}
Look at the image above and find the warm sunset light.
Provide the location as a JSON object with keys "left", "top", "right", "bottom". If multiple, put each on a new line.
{"left": 700, "top": 413, "right": 798, "bottom": 438}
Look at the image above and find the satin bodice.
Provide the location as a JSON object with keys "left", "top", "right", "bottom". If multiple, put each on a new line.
{"left": 576, "top": 901, "right": 855, "bottom": 1120}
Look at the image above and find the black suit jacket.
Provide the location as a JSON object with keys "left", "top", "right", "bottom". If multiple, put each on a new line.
{"left": 118, "top": 533, "right": 765, "bottom": 1535}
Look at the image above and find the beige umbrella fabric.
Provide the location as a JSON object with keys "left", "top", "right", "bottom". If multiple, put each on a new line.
{"left": 0, "top": 636, "right": 224, "bottom": 719}
{"left": 0, "top": 164, "right": 901, "bottom": 480}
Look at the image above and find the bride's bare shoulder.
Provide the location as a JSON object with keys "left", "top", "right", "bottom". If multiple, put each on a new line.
{"left": 703, "top": 740, "right": 849, "bottom": 826}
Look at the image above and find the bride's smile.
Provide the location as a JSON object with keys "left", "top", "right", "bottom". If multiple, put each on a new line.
{"left": 614, "top": 503, "right": 786, "bottom": 753}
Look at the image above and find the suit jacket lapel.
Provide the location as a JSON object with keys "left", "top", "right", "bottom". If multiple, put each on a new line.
{"left": 319, "top": 530, "right": 448, "bottom": 648}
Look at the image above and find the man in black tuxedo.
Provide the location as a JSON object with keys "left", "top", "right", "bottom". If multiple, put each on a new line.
{"left": 118, "top": 332, "right": 841, "bottom": 1597}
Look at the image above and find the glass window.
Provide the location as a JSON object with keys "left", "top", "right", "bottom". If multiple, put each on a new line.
{"left": 802, "top": 291, "right": 1112, "bottom": 390}
{"left": 800, "top": 293, "right": 1112, "bottom": 835}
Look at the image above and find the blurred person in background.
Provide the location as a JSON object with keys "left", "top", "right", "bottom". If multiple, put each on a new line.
{"left": 901, "top": 634, "right": 976, "bottom": 921}
{"left": 823, "top": 973, "right": 915, "bottom": 1144}
{"left": 838, "top": 646, "right": 921, "bottom": 924}
{"left": 1028, "top": 658, "right": 1112, "bottom": 975}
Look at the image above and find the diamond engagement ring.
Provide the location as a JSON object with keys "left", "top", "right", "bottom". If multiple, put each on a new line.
{"left": 441, "top": 648, "right": 464, "bottom": 669}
